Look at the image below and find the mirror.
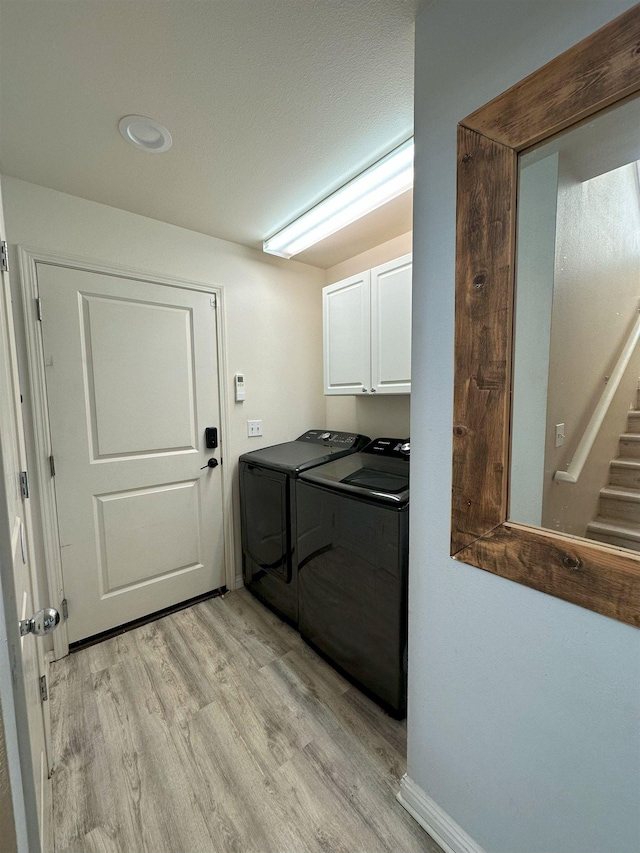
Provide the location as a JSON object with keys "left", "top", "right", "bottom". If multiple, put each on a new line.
{"left": 451, "top": 6, "right": 640, "bottom": 627}
{"left": 510, "top": 94, "right": 640, "bottom": 554}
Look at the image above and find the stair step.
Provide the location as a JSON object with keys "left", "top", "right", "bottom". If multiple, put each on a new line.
{"left": 600, "top": 486, "right": 640, "bottom": 501}
{"left": 587, "top": 517, "right": 640, "bottom": 551}
{"left": 618, "top": 433, "right": 640, "bottom": 458}
{"left": 599, "top": 486, "right": 640, "bottom": 523}
{"left": 609, "top": 458, "right": 640, "bottom": 487}
{"left": 628, "top": 411, "right": 640, "bottom": 431}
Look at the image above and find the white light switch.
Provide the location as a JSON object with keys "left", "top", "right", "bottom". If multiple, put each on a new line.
{"left": 247, "top": 419, "right": 262, "bottom": 437}
{"left": 555, "top": 423, "right": 565, "bottom": 448}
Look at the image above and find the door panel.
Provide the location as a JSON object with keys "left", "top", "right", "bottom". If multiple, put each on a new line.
{"left": 82, "top": 295, "right": 198, "bottom": 457}
{"left": 95, "top": 479, "right": 202, "bottom": 594}
{"left": 37, "top": 264, "right": 225, "bottom": 644}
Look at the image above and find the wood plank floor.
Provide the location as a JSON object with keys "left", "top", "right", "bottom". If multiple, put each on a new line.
{"left": 50, "top": 588, "right": 441, "bottom": 853}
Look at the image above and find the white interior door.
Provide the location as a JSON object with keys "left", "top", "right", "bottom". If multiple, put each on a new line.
{"left": 0, "top": 246, "right": 51, "bottom": 848}
{"left": 37, "top": 264, "right": 225, "bottom": 645}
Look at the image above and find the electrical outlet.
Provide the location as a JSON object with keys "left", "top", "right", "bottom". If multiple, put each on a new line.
{"left": 247, "top": 419, "right": 263, "bottom": 437}
{"left": 555, "top": 423, "right": 565, "bottom": 448}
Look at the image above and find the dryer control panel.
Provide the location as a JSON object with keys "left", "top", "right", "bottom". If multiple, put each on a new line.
{"left": 362, "top": 437, "right": 410, "bottom": 459}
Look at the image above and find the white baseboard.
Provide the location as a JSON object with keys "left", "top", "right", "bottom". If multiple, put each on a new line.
{"left": 397, "top": 775, "right": 486, "bottom": 853}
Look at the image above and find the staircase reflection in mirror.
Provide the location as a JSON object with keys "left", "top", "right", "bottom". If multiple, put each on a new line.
{"left": 509, "top": 93, "right": 640, "bottom": 555}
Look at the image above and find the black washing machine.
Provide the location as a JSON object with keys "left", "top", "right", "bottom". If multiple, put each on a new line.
{"left": 239, "top": 430, "right": 369, "bottom": 627}
{"left": 296, "top": 437, "right": 409, "bottom": 717}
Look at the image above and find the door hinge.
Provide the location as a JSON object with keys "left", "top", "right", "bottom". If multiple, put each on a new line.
{"left": 36, "top": 297, "right": 43, "bottom": 321}
{"left": 61, "top": 598, "right": 68, "bottom": 620}
{"left": 19, "top": 471, "right": 29, "bottom": 500}
{"left": 49, "top": 455, "right": 56, "bottom": 477}
{"left": 1, "top": 241, "right": 8, "bottom": 273}
{"left": 39, "top": 675, "right": 48, "bottom": 702}
{"left": 210, "top": 295, "right": 217, "bottom": 309}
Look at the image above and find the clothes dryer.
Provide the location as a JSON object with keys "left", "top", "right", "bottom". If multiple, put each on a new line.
{"left": 296, "top": 437, "right": 409, "bottom": 717}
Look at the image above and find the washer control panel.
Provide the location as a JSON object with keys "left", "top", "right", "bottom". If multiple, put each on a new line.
{"left": 297, "top": 430, "right": 368, "bottom": 449}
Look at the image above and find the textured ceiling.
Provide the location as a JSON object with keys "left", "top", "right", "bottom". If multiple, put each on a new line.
{"left": 0, "top": 0, "right": 418, "bottom": 267}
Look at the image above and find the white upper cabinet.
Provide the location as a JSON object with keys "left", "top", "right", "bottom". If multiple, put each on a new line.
{"left": 370, "top": 253, "right": 412, "bottom": 394}
{"left": 323, "top": 253, "right": 412, "bottom": 396}
{"left": 323, "top": 270, "right": 371, "bottom": 395}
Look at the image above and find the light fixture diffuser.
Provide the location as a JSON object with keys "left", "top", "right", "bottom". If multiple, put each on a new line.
{"left": 263, "top": 138, "right": 414, "bottom": 259}
{"left": 118, "top": 115, "right": 173, "bottom": 153}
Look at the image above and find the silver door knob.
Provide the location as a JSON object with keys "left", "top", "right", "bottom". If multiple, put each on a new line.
{"left": 19, "top": 607, "right": 60, "bottom": 637}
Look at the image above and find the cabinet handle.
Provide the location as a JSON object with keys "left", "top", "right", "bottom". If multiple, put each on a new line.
{"left": 362, "top": 387, "right": 368, "bottom": 393}
{"left": 370, "top": 388, "right": 377, "bottom": 393}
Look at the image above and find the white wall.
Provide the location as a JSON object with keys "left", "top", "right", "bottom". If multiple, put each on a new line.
{"left": 411, "top": 3, "right": 640, "bottom": 853}
{"left": 509, "top": 153, "right": 558, "bottom": 528}
{"left": 1, "top": 177, "right": 327, "bottom": 589}
{"left": 324, "top": 231, "right": 412, "bottom": 440}
{"left": 325, "top": 231, "right": 412, "bottom": 286}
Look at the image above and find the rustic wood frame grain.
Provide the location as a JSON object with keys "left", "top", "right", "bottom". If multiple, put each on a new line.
{"left": 451, "top": 4, "right": 640, "bottom": 628}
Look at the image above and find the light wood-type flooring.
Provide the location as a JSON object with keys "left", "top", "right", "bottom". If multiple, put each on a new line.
{"left": 50, "top": 588, "right": 441, "bottom": 853}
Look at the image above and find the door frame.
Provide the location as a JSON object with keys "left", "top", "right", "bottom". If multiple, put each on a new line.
{"left": 0, "top": 193, "right": 48, "bottom": 848}
{"left": 17, "top": 246, "right": 236, "bottom": 660}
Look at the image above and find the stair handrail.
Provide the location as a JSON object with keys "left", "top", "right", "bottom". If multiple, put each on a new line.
{"left": 555, "top": 308, "right": 640, "bottom": 483}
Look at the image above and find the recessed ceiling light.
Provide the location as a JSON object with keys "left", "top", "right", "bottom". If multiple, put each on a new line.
{"left": 118, "top": 115, "right": 172, "bottom": 153}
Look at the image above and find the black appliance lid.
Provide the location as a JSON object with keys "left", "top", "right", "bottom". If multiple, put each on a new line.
{"left": 239, "top": 430, "right": 369, "bottom": 475}
{"left": 340, "top": 468, "right": 408, "bottom": 494}
{"left": 298, "top": 437, "right": 410, "bottom": 505}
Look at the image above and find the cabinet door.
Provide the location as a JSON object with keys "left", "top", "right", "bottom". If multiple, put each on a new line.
{"left": 370, "top": 253, "right": 412, "bottom": 394}
{"left": 323, "top": 271, "right": 371, "bottom": 395}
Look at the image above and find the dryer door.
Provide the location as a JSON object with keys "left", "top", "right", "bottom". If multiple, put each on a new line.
{"left": 240, "top": 463, "right": 291, "bottom": 582}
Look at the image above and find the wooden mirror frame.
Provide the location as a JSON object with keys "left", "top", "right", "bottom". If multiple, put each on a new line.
{"left": 451, "top": 4, "right": 640, "bottom": 628}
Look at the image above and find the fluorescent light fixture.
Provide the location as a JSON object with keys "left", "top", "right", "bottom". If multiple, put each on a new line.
{"left": 263, "top": 138, "right": 414, "bottom": 258}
